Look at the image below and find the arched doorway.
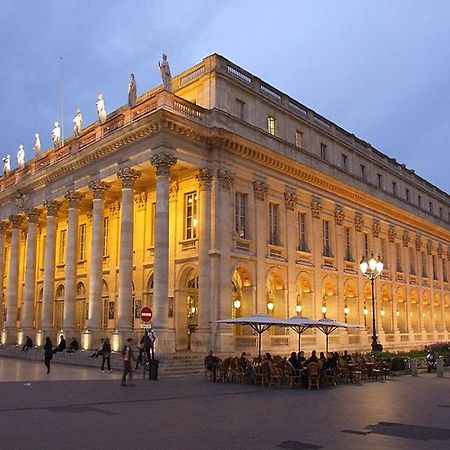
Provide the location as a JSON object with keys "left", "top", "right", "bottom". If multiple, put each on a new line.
{"left": 266, "top": 270, "right": 286, "bottom": 335}
{"left": 434, "top": 293, "right": 443, "bottom": 332}
{"left": 231, "top": 267, "right": 253, "bottom": 336}
{"left": 445, "top": 295, "right": 450, "bottom": 330}
{"left": 176, "top": 268, "right": 198, "bottom": 351}
{"left": 422, "top": 291, "right": 432, "bottom": 333}
{"left": 343, "top": 279, "right": 358, "bottom": 324}
{"left": 35, "top": 287, "right": 43, "bottom": 330}
{"left": 296, "top": 273, "right": 314, "bottom": 318}
{"left": 75, "top": 282, "right": 87, "bottom": 333}
{"left": 54, "top": 284, "right": 64, "bottom": 331}
{"left": 381, "top": 285, "right": 393, "bottom": 334}
{"left": 321, "top": 276, "right": 337, "bottom": 320}
{"left": 410, "top": 289, "right": 420, "bottom": 332}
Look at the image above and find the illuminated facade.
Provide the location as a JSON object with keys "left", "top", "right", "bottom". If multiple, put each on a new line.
{"left": 0, "top": 54, "right": 449, "bottom": 353}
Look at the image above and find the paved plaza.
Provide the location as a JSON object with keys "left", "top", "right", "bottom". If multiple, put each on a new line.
{"left": 0, "top": 358, "right": 448, "bottom": 450}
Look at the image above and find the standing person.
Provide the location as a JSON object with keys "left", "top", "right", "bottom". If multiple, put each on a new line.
{"left": 121, "top": 338, "right": 135, "bottom": 387}
{"left": 148, "top": 328, "right": 156, "bottom": 359}
{"left": 101, "top": 338, "right": 112, "bottom": 373}
{"left": 44, "top": 337, "right": 53, "bottom": 374}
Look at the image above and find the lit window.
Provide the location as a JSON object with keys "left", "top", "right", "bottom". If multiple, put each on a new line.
{"left": 59, "top": 230, "right": 66, "bottom": 264}
{"left": 267, "top": 116, "right": 276, "bottom": 135}
{"left": 297, "top": 212, "right": 308, "bottom": 252}
{"left": 295, "top": 130, "right": 303, "bottom": 148}
{"left": 235, "top": 193, "right": 248, "bottom": 239}
{"left": 344, "top": 227, "right": 352, "bottom": 261}
{"left": 103, "top": 217, "right": 109, "bottom": 257}
{"left": 79, "top": 223, "right": 87, "bottom": 260}
{"left": 185, "top": 192, "right": 198, "bottom": 240}
{"left": 268, "top": 203, "right": 279, "bottom": 246}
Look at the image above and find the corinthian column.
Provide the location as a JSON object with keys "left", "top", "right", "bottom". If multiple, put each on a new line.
{"left": 42, "top": 200, "right": 60, "bottom": 338}
{"left": 0, "top": 222, "right": 7, "bottom": 331}
{"left": 116, "top": 168, "right": 140, "bottom": 335}
{"left": 192, "top": 167, "right": 213, "bottom": 352}
{"left": 150, "top": 152, "right": 177, "bottom": 352}
{"left": 5, "top": 215, "right": 23, "bottom": 343}
{"left": 63, "top": 190, "right": 85, "bottom": 336}
{"left": 21, "top": 209, "right": 40, "bottom": 335}
{"left": 87, "top": 180, "right": 110, "bottom": 335}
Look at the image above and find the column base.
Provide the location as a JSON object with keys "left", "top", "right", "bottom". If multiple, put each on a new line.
{"left": 152, "top": 329, "right": 176, "bottom": 354}
{"left": 190, "top": 331, "right": 211, "bottom": 353}
{"left": 81, "top": 329, "right": 103, "bottom": 351}
{"left": 3, "top": 327, "right": 18, "bottom": 345}
{"left": 111, "top": 329, "right": 138, "bottom": 353}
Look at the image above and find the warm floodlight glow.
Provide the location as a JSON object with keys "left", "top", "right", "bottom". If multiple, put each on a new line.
{"left": 267, "top": 300, "right": 274, "bottom": 311}
{"left": 296, "top": 304, "right": 302, "bottom": 314}
{"left": 344, "top": 305, "right": 350, "bottom": 315}
{"left": 233, "top": 299, "right": 241, "bottom": 309}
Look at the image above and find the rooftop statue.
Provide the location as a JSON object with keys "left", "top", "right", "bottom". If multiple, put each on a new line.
{"left": 158, "top": 53, "right": 172, "bottom": 92}
{"left": 17, "top": 145, "right": 25, "bottom": 170}
{"left": 96, "top": 94, "right": 107, "bottom": 123}
{"left": 73, "top": 108, "right": 83, "bottom": 136}
{"left": 128, "top": 73, "right": 137, "bottom": 107}
{"left": 2, "top": 154, "right": 11, "bottom": 177}
{"left": 33, "top": 133, "right": 41, "bottom": 155}
{"left": 52, "top": 122, "right": 61, "bottom": 148}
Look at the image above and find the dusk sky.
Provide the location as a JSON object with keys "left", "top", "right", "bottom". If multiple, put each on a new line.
{"left": 1, "top": 1, "right": 450, "bottom": 194}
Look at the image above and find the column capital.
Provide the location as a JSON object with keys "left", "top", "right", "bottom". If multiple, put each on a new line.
{"left": 217, "top": 169, "right": 234, "bottom": 191}
{"left": 415, "top": 234, "right": 422, "bottom": 251}
{"left": 0, "top": 222, "right": 7, "bottom": 234}
{"left": 64, "top": 190, "right": 85, "bottom": 208}
{"left": 117, "top": 167, "right": 140, "bottom": 188}
{"left": 26, "top": 208, "right": 40, "bottom": 223}
{"left": 150, "top": 153, "right": 177, "bottom": 176}
{"left": 89, "top": 180, "right": 110, "bottom": 200}
{"left": 334, "top": 205, "right": 345, "bottom": 225}
{"left": 253, "top": 180, "right": 268, "bottom": 201}
{"left": 388, "top": 224, "right": 396, "bottom": 242}
{"left": 43, "top": 200, "right": 61, "bottom": 217}
{"left": 310, "top": 197, "right": 322, "bottom": 219}
{"left": 354, "top": 212, "right": 364, "bottom": 231}
{"left": 9, "top": 214, "right": 23, "bottom": 229}
{"left": 196, "top": 167, "right": 213, "bottom": 191}
{"left": 372, "top": 219, "right": 381, "bottom": 238}
{"left": 284, "top": 191, "right": 298, "bottom": 211}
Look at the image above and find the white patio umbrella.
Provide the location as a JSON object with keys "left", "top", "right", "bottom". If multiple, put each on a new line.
{"left": 216, "top": 313, "right": 287, "bottom": 360}
{"left": 283, "top": 316, "right": 321, "bottom": 352}
{"left": 314, "top": 318, "right": 363, "bottom": 353}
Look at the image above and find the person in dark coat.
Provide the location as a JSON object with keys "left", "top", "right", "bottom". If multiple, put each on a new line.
{"left": 101, "top": 338, "right": 112, "bottom": 373}
{"left": 44, "top": 337, "right": 53, "bottom": 373}
{"left": 53, "top": 335, "right": 66, "bottom": 354}
{"left": 22, "top": 336, "right": 33, "bottom": 352}
{"left": 121, "top": 338, "right": 136, "bottom": 386}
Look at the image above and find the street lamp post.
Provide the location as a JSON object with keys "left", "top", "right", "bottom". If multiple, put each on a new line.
{"left": 359, "top": 252, "right": 384, "bottom": 352}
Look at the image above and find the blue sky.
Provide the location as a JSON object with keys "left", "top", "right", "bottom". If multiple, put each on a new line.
{"left": 1, "top": 1, "right": 450, "bottom": 194}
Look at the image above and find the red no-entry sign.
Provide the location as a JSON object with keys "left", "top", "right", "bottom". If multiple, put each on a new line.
{"left": 141, "top": 306, "right": 153, "bottom": 323}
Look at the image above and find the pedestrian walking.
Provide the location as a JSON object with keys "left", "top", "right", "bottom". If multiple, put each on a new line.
{"left": 44, "top": 337, "right": 53, "bottom": 374}
{"left": 121, "top": 338, "right": 136, "bottom": 386}
{"left": 101, "top": 338, "right": 112, "bottom": 372}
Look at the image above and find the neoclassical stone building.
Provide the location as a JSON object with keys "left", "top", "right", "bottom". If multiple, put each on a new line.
{"left": 0, "top": 54, "right": 449, "bottom": 353}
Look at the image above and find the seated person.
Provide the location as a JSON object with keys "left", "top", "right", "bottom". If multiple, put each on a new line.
{"left": 53, "top": 335, "right": 66, "bottom": 354}
{"left": 22, "top": 336, "right": 33, "bottom": 352}
{"left": 342, "top": 350, "right": 352, "bottom": 363}
{"left": 297, "top": 351, "right": 306, "bottom": 366}
{"left": 306, "top": 350, "right": 319, "bottom": 364}
{"left": 204, "top": 350, "right": 220, "bottom": 382}
{"left": 265, "top": 352, "right": 273, "bottom": 362}
{"left": 288, "top": 351, "right": 299, "bottom": 370}
{"left": 239, "top": 352, "right": 248, "bottom": 369}
{"left": 67, "top": 337, "right": 79, "bottom": 353}
{"left": 89, "top": 339, "right": 105, "bottom": 358}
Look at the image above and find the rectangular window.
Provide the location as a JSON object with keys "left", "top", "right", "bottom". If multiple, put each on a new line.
{"left": 103, "top": 217, "right": 109, "bottom": 257}
{"left": 432, "top": 255, "right": 438, "bottom": 280}
{"left": 360, "top": 164, "right": 366, "bottom": 180}
{"left": 381, "top": 238, "right": 388, "bottom": 269}
{"left": 396, "top": 243, "right": 402, "bottom": 272}
{"left": 295, "top": 130, "right": 303, "bottom": 148}
{"left": 364, "top": 233, "right": 369, "bottom": 258}
{"left": 320, "top": 143, "right": 327, "bottom": 160}
{"left": 405, "top": 189, "right": 410, "bottom": 202}
{"left": 235, "top": 193, "right": 248, "bottom": 239}
{"left": 185, "top": 192, "right": 198, "bottom": 240}
{"left": 322, "top": 220, "right": 332, "bottom": 257}
{"left": 439, "top": 206, "right": 443, "bottom": 219}
{"left": 429, "top": 201, "right": 433, "bottom": 214}
{"left": 59, "top": 230, "right": 67, "bottom": 264}
{"left": 344, "top": 227, "right": 352, "bottom": 261}
{"left": 443, "top": 258, "right": 448, "bottom": 282}
{"left": 418, "top": 195, "right": 422, "bottom": 208}
{"left": 341, "top": 154, "right": 348, "bottom": 170}
{"left": 268, "top": 203, "right": 279, "bottom": 246}
{"left": 149, "top": 202, "right": 156, "bottom": 247}
{"left": 422, "top": 252, "right": 428, "bottom": 278}
{"left": 236, "top": 98, "right": 245, "bottom": 120}
{"left": 392, "top": 181, "right": 397, "bottom": 195}
{"left": 297, "top": 212, "right": 308, "bottom": 252}
{"left": 377, "top": 173, "right": 383, "bottom": 188}
{"left": 267, "top": 116, "right": 276, "bottom": 135}
{"left": 409, "top": 247, "right": 416, "bottom": 275}
{"left": 79, "top": 223, "right": 87, "bottom": 260}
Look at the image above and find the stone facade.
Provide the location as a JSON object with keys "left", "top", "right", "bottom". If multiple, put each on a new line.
{"left": 0, "top": 54, "right": 449, "bottom": 353}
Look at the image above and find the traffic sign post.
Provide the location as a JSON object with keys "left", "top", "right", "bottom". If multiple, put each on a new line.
{"left": 140, "top": 306, "right": 153, "bottom": 323}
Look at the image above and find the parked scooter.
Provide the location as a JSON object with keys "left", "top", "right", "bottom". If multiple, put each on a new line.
{"left": 426, "top": 349, "right": 437, "bottom": 373}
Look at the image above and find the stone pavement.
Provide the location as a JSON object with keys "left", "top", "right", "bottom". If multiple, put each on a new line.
{"left": 0, "top": 357, "right": 449, "bottom": 450}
